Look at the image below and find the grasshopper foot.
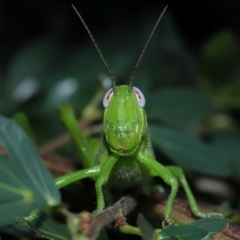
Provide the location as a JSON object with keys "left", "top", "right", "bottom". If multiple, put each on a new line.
{"left": 162, "top": 216, "right": 176, "bottom": 229}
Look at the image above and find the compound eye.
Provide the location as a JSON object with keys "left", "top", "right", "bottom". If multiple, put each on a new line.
{"left": 132, "top": 86, "right": 145, "bottom": 107}
{"left": 103, "top": 88, "right": 114, "bottom": 108}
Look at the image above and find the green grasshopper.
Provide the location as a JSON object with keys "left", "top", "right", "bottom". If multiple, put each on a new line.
{"left": 57, "top": 4, "right": 222, "bottom": 227}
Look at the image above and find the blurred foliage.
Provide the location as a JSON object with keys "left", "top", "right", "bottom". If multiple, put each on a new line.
{"left": 157, "top": 218, "right": 229, "bottom": 240}
{"left": 0, "top": 0, "right": 240, "bottom": 239}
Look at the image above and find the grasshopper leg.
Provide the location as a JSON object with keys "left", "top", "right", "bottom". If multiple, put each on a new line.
{"left": 55, "top": 166, "right": 100, "bottom": 189}
{"left": 95, "top": 155, "right": 118, "bottom": 211}
{"left": 137, "top": 154, "right": 178, "bottom": 225}
{"left": 166, "top": 166, "right": 223, "bottom": 218}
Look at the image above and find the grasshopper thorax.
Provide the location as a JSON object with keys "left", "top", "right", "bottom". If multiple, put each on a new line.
{"left": 103, "top": 85, "right": 146, "bottom": 156}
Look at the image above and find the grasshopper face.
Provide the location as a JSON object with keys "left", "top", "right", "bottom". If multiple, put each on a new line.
{"left": 103, "top": 85, "right": 147, "bottom": 156}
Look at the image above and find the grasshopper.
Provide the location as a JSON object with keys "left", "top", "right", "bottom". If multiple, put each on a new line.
{"left": 61, "top": 4, "right": 222, "bottom": 226}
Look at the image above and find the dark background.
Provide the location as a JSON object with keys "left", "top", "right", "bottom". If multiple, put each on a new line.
{"left": 1, "top": 0, "right": 239, "bottom": 69}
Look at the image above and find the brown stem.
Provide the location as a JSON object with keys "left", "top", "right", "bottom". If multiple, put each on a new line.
{"left": 83, "top": 196, "right": 137, "bottom": 240}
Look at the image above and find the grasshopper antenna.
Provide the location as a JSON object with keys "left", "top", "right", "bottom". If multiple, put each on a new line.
{"left": 71, "top": 4, "right": 116, "bottom": 91}
{"left": 129, "top": 5, "right": 168, "bottom": 90}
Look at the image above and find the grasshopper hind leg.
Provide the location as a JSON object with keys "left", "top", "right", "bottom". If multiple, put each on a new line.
{"left": 166, "top": 166, "right": 223, "bottom": 219}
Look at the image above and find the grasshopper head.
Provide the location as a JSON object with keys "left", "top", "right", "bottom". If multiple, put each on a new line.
{"left": 103, "top": 85, "right": 147, "bottom": 156}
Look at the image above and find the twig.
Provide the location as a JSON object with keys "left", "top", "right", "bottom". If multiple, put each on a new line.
{"left": 84, "top": 196, "right": 136, "bottom": 240}
{"left": 60, "top": 196, "right": 137, "bottom": 240}
{"left": 21, "top": 219, "right": 54, "bottom": 240}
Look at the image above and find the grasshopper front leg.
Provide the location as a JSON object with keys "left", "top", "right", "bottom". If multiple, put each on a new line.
{"left": 95, "top": 154, "right": 118, "bottom": 210}
{"left": 137, "top": 153, "right": 179, "bottom": 225}
{"left": 55, "top": 166, "right": 100, "bottom": 189}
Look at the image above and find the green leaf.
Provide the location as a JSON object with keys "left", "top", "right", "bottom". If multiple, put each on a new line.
{"left": 146, "top": 88, "right": 213, "bottom": 126}
{"left": 149, "top": 125, "right": 230, "bottom": 177}
{"left": 159, "top": 225, "right": 208, "bottom": 240}
{"left": 2, "top": 211, "right": 70, "bottom": 240}
{"left": 136, "top": 214, "right": 155, "bottom": 240}
{"left": 190, "top": 218, "right": 229, "bottom": 238}
{"left": 212, "top": 137, "right": 240, "bottom": 180}
{"left": 170, "top": 236, "right": 181, "bottom": 240}
{"left": 0, "top": 116, "right": 60, "bottom": 225}
{"left": 0, "top": 157, "right": 44, "bottom": 226}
